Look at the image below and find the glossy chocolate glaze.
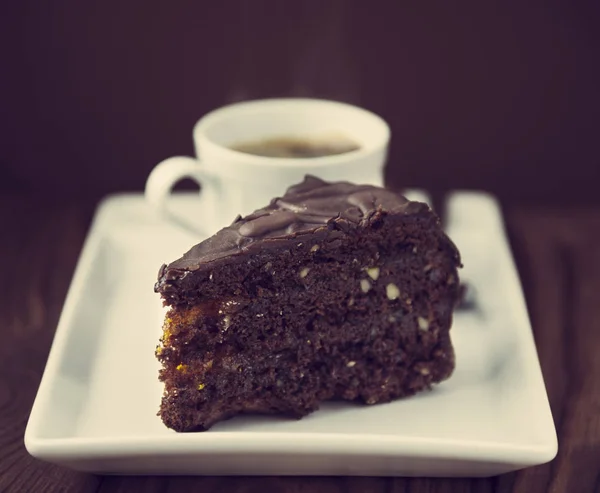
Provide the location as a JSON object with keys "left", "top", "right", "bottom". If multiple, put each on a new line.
{"left": 157, "top": 175, "right": 429, "bottom": 284}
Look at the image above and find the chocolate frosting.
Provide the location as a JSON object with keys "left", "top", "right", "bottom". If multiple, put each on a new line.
{"left": 158, "top": 175, "right": 429, "bottom": 282}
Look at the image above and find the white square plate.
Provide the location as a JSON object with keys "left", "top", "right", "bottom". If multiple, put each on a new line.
{"left": 25, "top": 192, "right": 557, "bottom": 477}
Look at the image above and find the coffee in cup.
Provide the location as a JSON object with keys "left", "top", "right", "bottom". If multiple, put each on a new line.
{"left": 144, "top": 98, "right": 390, "bottom": 235}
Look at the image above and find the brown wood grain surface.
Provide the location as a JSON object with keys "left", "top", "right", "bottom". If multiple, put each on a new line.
{"left": 1, "top": 194, "right": 599, "bottom": 493}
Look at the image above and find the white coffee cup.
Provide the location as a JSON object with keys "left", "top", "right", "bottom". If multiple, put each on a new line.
{"left": 145, "top": 98, "right": 390, "bottom": 235}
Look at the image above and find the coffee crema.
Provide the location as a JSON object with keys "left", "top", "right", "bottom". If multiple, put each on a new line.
{"left": 229, "top": 135, "right": 360, "bottom": 158}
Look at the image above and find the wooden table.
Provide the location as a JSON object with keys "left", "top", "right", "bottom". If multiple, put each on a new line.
{"left": 1, "top": 193, "right": 599, "bottom": 493}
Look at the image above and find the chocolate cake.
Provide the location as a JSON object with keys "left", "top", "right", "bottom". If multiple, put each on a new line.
{"left": 155, "top": 176, "right": 461, "bottom": 432}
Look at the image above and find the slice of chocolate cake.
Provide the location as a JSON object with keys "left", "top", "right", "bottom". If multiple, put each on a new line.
{"left": 155, "top": 176, "right": 461, "bottom": 432}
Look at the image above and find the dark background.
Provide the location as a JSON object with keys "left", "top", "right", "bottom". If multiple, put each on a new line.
{"left": 1, "top": 0, "right": 599, "bottom": 206}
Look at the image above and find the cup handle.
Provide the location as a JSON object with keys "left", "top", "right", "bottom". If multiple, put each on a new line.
{"left": 144, "top": 156, "right": 219, "bottom": 235}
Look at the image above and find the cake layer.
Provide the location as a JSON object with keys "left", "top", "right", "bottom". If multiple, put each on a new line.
{"left": 156, "top": 175, "right": 429, "bottom": 305}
